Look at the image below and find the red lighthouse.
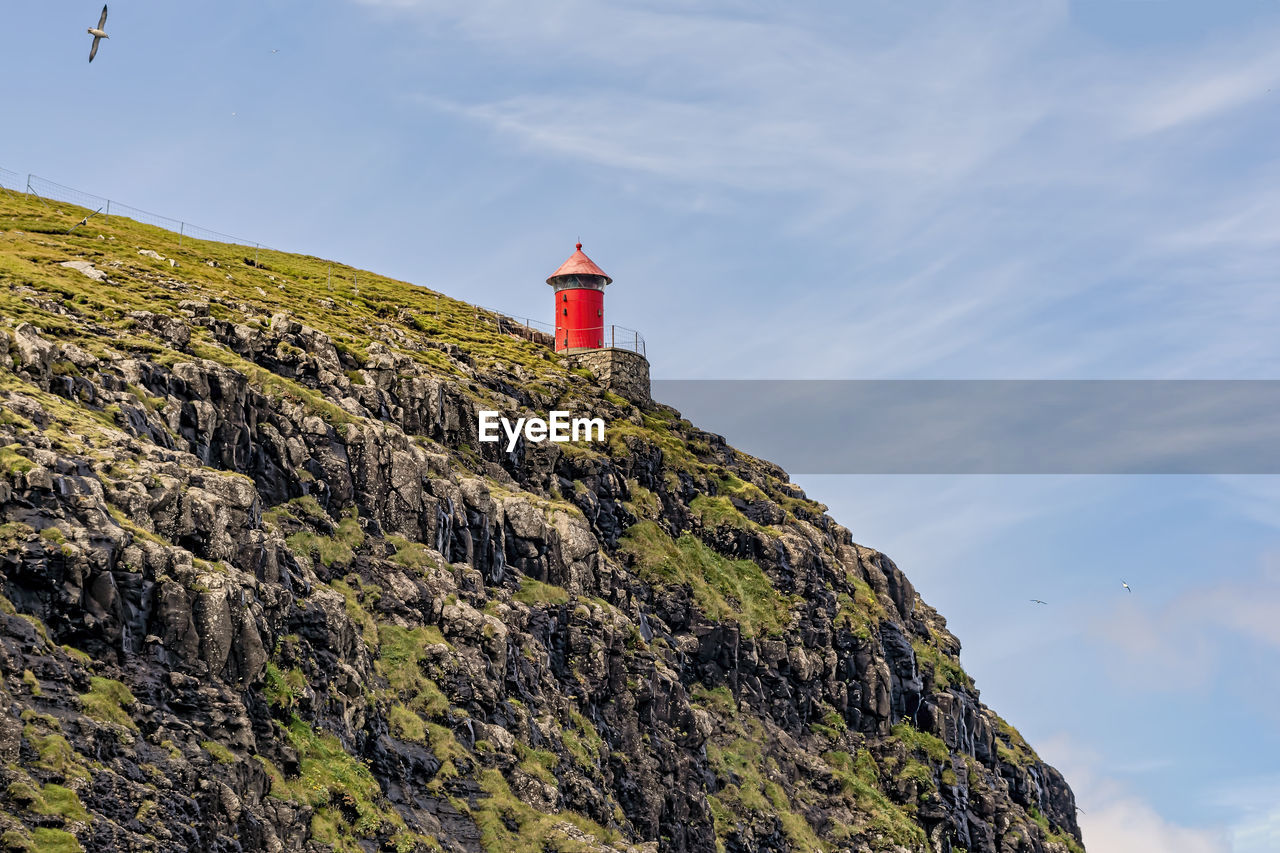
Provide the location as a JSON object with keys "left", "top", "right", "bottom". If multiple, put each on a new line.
{"left": 547, "top": 243, "right": 611, "bottom": 352}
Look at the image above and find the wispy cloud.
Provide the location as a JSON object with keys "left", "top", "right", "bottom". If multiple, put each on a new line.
{"left": 1210, "top": 775, "right": 1280, "bottom": 853}
{"left": 357, "top": 1, "right": 1280, "bottom": 202}
{"left": 1213, "top": 477, "right": 1280, "bottom": 532}
{"left": 1042, "top": 735, "right": 1231, "bottom": 853}
{"left": 1122, "top": 48, "right": 1280, "bottom": 136}
{"left": 398, "top": 1, "right": 1067, "bottom": 204}
{"left": 795, "top": 474, "right": 1074, "bottom": 564}
{"left": 1094, "top": 551, "right": 1280, "bottom": 691}
{"left": 1083, "top": 799, "right": 1229, "bottom": 853}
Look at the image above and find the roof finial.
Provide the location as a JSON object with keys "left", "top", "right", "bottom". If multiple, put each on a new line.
{"left": 576, "top": 239, "right": 582, "bottom": 250}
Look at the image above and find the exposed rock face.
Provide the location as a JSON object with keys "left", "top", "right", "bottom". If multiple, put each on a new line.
{"left": 0, "top": 200, "right": 1082, "bottom": 853}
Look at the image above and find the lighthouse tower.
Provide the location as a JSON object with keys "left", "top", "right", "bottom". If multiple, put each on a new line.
{"left": 547, "top": 243, "right": 611, "bottom": 352}
{"left": 545, "top": 242, "right": 651, "bottom": 404}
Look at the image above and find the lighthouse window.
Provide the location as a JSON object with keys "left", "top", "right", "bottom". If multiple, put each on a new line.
{"left": 562, "top": 294, "right": 568, "bottom": 302}
{"left": 563, "top": 309, "right": 568, "bottom": 316}
{"left": 597, "top": 309, "right": 602, "bottom": 317}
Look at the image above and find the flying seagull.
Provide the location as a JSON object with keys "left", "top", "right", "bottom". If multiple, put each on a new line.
{"left": 87, "top": 5, "right": 109, "bottom": 63}
{"left": 1030, "top": 599, "right": 1048, "bottom": 605}
{"left": 1122, "top": 581, "right": 1132, "bottom": 593}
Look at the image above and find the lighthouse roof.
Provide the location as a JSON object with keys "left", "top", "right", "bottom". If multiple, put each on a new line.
{"left": 547, "top": 243, "right": 612, "bottom": 285}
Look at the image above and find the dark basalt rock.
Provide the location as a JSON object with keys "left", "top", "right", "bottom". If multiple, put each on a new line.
{"left": 0, "top": 300, "right": 1082, "bottom": 853}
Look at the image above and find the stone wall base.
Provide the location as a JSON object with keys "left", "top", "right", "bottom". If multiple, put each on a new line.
{"left": 563, "top": 348, "right": 651, "bottom": 404}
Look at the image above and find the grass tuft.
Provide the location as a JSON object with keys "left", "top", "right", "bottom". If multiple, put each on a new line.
{"left": 79, "top": 676, "right": 137, "bottom": 731}
{"left": 513, "top": 576, "right": 570, "bottom": 607}
{"left": 619, "top": 522, "right": 791, "bottom": 637}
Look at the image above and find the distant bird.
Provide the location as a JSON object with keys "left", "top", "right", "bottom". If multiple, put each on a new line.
{"left": 271, "top": 49, "right": 280, "bottom": 54}
{"left": 1030, "top": 599, "right": 1048, "bottom": 606}
{"left": 1122, "top": 581, "right": 1132, "bottom": 593}
{"left": 87, "top": 5, "right": 109, "bottom": 63}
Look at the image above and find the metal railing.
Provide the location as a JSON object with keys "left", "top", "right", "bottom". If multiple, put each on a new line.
{"left": 607, "top": 324, "right": 646, "bottom": 357}
{"left": 552, "top": 324, "right": 646, "bottom": 356}
{"left": 0, "top": 165, "right": 648, "bottom": 360}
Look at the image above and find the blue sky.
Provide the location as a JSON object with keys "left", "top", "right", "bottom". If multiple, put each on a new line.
{"left": 5, "top": 2, "right": 1280, "bottom": 850}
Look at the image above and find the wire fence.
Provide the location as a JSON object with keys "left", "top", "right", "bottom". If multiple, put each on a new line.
{"left": 1, "top": 168, "right": 271, "bottom": 256}
{"left": 0, "top": 168, "right": 25, "bottom": 200}
{"left": 0, "top": 165, "right": 646, "bottom": 358}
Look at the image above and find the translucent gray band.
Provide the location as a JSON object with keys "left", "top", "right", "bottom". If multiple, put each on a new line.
{"left": 650, "top": 380, "right": 1280, "bottom": 474}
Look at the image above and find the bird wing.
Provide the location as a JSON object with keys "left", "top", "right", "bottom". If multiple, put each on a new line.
{"left": 99, "top": 5, "right": 108, "bottom": 29}
{"left": 89, "top": 36, "right": 100, "bottom": 62}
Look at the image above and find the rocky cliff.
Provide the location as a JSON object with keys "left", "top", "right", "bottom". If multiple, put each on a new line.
{"left": 0, "top": 192, "right": 1083, "bottom": 853}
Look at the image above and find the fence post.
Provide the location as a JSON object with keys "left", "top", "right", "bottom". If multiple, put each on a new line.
{"left": 179, "top": 222, "right": 184, "bottom": 247}
{"left": 255, "top": 243, "right": 260, "bottom": 266}
{"left": 26, "top": 175, "right": 50, "bottom": 209}
{"left": 104, "top": 199, "right": 110, "bottom": 222}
